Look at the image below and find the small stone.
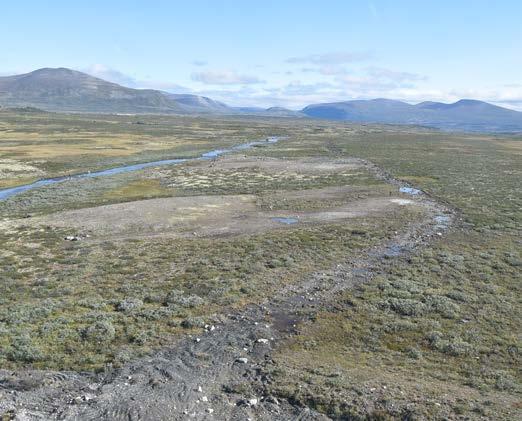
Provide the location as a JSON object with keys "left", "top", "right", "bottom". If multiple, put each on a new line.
{"left": 197, "top": 386, "right": 203, "bottom": 392}
{"left": 206, "top": 408, "right": 214, "bottom": 414}
{"left": 256, "top": 338, "right": 269, "bottom": 344}
{"left": 201, "top": 396, "right": 208, "bottom": 402}
{"left": 236, "top": 357, "right": 248, "bottom": 364}
{"left": 248, "top": 398, "right": 258, "bottom": 406}
{"left": 265, "top": 395, "right": 279, "bottom": 405}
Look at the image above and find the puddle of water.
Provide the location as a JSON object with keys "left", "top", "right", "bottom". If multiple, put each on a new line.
{"left": 390, "top": 198, "right": 413, "bottom": 205}
{"left": 383, "top": 243, "right": 404, "bottom": 258}
{"left": 434, "top": 215, "right": 450, "bottom": 224}
{"left": 399, "top": 186, "right": 422, "bottom": 195}
{"left": 434, "top": 215, "right": 451, "bottom": 230}
{"left": 271, "top": 217, "right": 299, "bottom": 225}
{"left": 0, "top": 137, "right": 280, "bottom": 201}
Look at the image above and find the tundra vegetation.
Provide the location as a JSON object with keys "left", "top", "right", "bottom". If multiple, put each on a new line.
{"left": 0, "top": 109, "right": 520, "bottom": 419}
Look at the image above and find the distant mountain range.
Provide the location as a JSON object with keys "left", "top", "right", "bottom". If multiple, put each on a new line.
{"left": 1, "top": 68, "right": 521, "bottom": 132}
{"left": 302, "top": 98, "right": 522, "bottom": 132}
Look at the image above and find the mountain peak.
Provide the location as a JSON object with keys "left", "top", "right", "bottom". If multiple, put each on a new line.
{"left": 452, "top": 99, "right": 485, "bottom": 106}
{"left": 27, "top": 67, "right": 87, "bottom": 78}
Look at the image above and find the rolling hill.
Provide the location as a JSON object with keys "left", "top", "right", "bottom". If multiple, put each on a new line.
{"left": 1, "top": 68, "right": 521, "bottom": 132}
{"left": 301, "top": 98, "right": 522, "bottom": 132}
{"left": 0, "top": 68, "right": 229, "bottom": 114}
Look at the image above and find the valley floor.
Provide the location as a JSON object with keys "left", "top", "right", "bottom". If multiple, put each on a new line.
{"left": 0, "top": 112, "right": 520, "bottom": 420}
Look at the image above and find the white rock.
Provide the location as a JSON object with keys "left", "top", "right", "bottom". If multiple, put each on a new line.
{"left": 248, "top": 398, "right": 258, "bottom": 406}
{"left": 236, "top": 357, "right": 248, "bottom": 364}
{"left": 256, "top": 338, "right": 269, "bottom": 344}
{"left": 201, "top": 396, "right": 208, "bottom": 402}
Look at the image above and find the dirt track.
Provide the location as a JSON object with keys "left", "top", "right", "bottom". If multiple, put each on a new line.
{"left": 0, "top": 158, "right": 455, "bottom": 420}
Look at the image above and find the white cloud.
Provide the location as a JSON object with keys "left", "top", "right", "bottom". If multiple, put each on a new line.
{"left": 81, "top": 64, "right": 190, "bottom": 93}
{"left": 366, "top": 67, "right": 426, "bottom": 83}
{"left": 192, "top": 76, "right": 522, "bottom": 111}
{"left": 286, "top": 51, "right": 373, "bottom": 65}
{"left": 299, "top": 65, "right": 349, "bottom": 76}
{"left": 83, "top": 64, "right": 137, "bottom": 86}
{"left": 191, "top": 70, "right": 264, "bottom": 85}
{"left": 449, "top": 87, "right": 522, "bottom": 111}
{"left": 18, "top": 63, "right": 520, "bottom": 112}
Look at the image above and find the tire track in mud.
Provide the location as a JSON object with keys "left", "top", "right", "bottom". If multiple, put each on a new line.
{"left": 0, "top": 159, "right": 456, "bottom": 421}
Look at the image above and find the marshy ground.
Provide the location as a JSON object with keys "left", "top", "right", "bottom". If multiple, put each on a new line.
{"left": 0, "top": 110, "right": 520, "bottom": 420}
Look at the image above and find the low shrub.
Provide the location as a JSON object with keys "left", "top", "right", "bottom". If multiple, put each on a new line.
{"left": 116, "top": 298, "right": 143, "bottom": 313}
{"left": 82, "top": 320, "right": 115, "bottom": 343}
{"left": 165, "top": 289, "right": 204, "bottom": 308}
{"left": 381, "top": 298, "right": 428, "bottom": 317}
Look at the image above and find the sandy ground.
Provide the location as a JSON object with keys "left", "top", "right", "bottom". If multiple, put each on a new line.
{"left": 200, "top": 156, "right": 364, "bottom": 172}
{"left": 32, "top": 189, "right": 419, "bottom": 240}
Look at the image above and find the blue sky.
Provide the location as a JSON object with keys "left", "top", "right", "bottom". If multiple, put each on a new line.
{"left": 2, "top": 1, "right": 522, "bottom": 109}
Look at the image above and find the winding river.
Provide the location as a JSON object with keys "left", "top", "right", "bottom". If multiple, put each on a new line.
{"left": 0, "top": 137, "right": 280, "bottom": 201}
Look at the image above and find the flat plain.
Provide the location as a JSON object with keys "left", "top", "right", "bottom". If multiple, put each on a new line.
{"left": 0, "top": 109, "right": 520, "bottom": 420}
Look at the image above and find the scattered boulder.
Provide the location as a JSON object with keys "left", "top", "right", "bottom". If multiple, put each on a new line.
{"left": 238, "top": 397, "right": 258, "bottom": 407}
{"left": 264, "top": 395, "right": 279, "bottom": 405}
{"left": 64, "top": 233, "right": 89, "bottom": 241}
